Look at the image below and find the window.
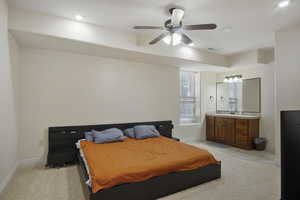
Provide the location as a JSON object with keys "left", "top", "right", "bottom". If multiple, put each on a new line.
{"left": 180, "top": 71, "right": 200, "bottom": 124}
{"left": 228, "top": 82, "right": 239, "bottom": 112}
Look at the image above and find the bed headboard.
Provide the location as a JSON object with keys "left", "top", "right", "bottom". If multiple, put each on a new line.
{"left": 47, "top": 120, "right": 174, "bottom": 167}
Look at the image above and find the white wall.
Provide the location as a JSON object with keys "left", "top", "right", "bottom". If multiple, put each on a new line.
{"left": 9, "top": 34, "right": 20, "bottom": 113}
{"left": 216, "top": 64, "right": 275, "bottom": 153}
{"left": 275, "top": 23, "right": 300, "bottom": 162}
{"left": 229, "top": 50, "right": 259, "bottom": 67}
{"left": 200, "top": 72, "right": 217, "bottom": 141}
{"left": 202, "top": 72, "right": 217, "bottom": 115}
{"left": 18, "top": 48, "right": 181, "bottom": 160}
{"left": 174, "top": 124, "right": 202, "bottom": 142}
{"left": 229, "top": 48, "right": 274, "bottom": 68}
{"left": 0, "top": 0, "right": 19, "bottom": 192}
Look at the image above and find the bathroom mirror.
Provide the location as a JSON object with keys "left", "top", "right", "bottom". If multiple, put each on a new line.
{"left": 216, "top": 83, "right": 230, "bottom": 112}
{"left": 216, "top": 78, "right": 261, "bottom": 113}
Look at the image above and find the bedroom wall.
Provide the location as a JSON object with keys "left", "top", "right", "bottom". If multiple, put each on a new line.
{"left": 274, "top": 23, "right": 300, "bottom": 163}
{"left": 0, "top": 0, "right": 19, "bottom": 192}
{"left": 199, "top": 72, "right": 217, "bottom": 141}
{"left": 216, "top": 64, "right": 276, "bottom": 153}
{"left": 18, "top": 48, "right": 180, "bottom": 161}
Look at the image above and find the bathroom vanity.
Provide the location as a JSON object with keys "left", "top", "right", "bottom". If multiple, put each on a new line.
{"left": 210, "top": 77, "right": 261, "bottom": 150}
{"left": 206, "top": 113, "right": 260, "bottom": 150}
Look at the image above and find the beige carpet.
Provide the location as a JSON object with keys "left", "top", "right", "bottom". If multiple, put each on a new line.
{"left": 0, "top": 142, "right": 280, "bottom": 200}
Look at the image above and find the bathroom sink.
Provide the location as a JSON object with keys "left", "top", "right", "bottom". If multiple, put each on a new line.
{"left": 208, "top": 113, "right": 260, "bottom": 119}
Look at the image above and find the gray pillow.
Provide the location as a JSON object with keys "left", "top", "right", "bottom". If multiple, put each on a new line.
{"left": 84, "top": 131, "right": 94, "bottom": 142}
{"left": 92, "top": 128, "right": 124, "bottom": 144}
{"left": 120, "top": 136, "right": 128, "bottom": 139}
{"left": 124, "top": 128, "right": 135, "bottom": 138}
{"left": 92, "top": 128, "right": 121, "bottom": 135}
{"left": 134, "top": 125, "right": 160, "bottom": 139}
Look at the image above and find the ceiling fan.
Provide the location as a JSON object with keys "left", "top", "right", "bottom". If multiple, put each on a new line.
{"left": 133, "top": 8, "right": 217, "bottom": 46}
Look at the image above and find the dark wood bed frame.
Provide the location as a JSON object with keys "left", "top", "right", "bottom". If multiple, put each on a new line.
{"left": 47, "top": 120, "right": 221, "bottom": 200}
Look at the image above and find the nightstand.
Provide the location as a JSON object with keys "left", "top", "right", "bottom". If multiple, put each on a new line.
{"left": 47, "top": 149, "right": 77, "bottom": 167}
{"left": 47, "top": 130, "right": 81, "bottom": 167}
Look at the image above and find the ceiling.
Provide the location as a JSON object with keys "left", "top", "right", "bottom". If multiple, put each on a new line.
{"left": 10, "top": 30, "right": 229, "bottom": 72}
{"left": 8, "top": 0, "right": 300, "bottom": 54}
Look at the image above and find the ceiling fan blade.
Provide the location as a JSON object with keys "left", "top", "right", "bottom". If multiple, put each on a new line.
{"left": 133, "top": 26, "right": 163, "bottom": 30}
{"left": 171, "top": 8, "right": 184, "bottom": 26}
{"left": 181, "top": 33, "right": 193, "bottom": 45}
{"left": 183, "top": 24, "right": 217, "bottom": 30}
{"left": 149, "top": 32, "right": 169, "bottom": 45}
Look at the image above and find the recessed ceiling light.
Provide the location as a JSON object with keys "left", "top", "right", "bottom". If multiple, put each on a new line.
{"left": 189, "top": 43, "right": 195, "bottom": 46}
{"left": 278, "top": 0, "right": 290, "bottom": 8}
{"left": 75, "top": 15, "right": 83, "bottom": 21}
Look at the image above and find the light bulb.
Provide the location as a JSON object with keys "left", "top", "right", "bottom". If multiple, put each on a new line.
{"left": 172, "top": 33, "right": 182, "bottom": 46}
{"left": 75, "top": 15, "right": 83, "bottom": 21}
{"left": 278, "top": 0, "right": 290, "bottom": 8}
{"left": 163, "top": 35, "right": 171, "bottom": 45}
{"left": 163, "top": 33, "right": 182, "bottom": 46}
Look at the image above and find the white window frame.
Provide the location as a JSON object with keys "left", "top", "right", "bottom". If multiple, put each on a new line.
{"left": 179, "top": 70, "right": 201, "bottom": 124}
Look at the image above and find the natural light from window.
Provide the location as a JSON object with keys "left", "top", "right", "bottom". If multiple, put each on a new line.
{"left": 180, "top": 71, "right": 200, "bottom": 124}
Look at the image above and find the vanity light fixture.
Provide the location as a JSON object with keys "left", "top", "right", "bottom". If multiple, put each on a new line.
{"left": 224, "top": 75, "right": 242, "bottom": 83}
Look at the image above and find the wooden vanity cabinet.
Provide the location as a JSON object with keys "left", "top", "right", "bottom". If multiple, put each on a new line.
{"left": 206, "top": 115, "right": 259, "bottom": 150}
{"left": 206, "top": 116, "right": 215, "bottom": 141}
{"left": 224, "top": 118, "right": 236, "bottom": 145}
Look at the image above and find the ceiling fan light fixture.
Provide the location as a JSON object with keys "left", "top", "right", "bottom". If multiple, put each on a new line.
{"left": 75, "top": 15, "right": 83, "bottom": 21}
{"left": 134, "top": 8, "right": 217, "bottom": 46}
{"left": 278, "top": 0, "right": 290, "bottom": 8}
{"left": 163, "top": 33, "right": 182, "bottom": 46}
{"left": 162, "top": 35, "right": 171, "bottom": 45}
{"left": 171, "top": 8, "right": 185, "bottom": 26}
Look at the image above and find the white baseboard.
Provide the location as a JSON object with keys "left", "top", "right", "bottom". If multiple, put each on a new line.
{"left": 0, "top": 157, "right": 44, "bottom": 194}
{"left": 0, "top": 162, "right": 19, "bottom": 193}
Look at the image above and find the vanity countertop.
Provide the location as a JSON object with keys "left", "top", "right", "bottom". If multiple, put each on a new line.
{"left": 206, "top": 112, "right": 260, "bottom": 119}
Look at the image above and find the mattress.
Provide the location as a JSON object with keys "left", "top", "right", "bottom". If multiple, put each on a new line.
{"left": 80, "top": 136, "right": 219, "bottom": 193}
{"left": 76, "top": 139, "right": 92, "bottom": 186}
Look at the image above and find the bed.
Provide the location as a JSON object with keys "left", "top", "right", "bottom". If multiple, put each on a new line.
{"left": 47, "top": 121, "right": 221, "bottom": 200}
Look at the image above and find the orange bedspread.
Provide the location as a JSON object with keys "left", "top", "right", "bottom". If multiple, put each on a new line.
{"left": 80, "top": 136, "right": 219, "bottom": 193}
